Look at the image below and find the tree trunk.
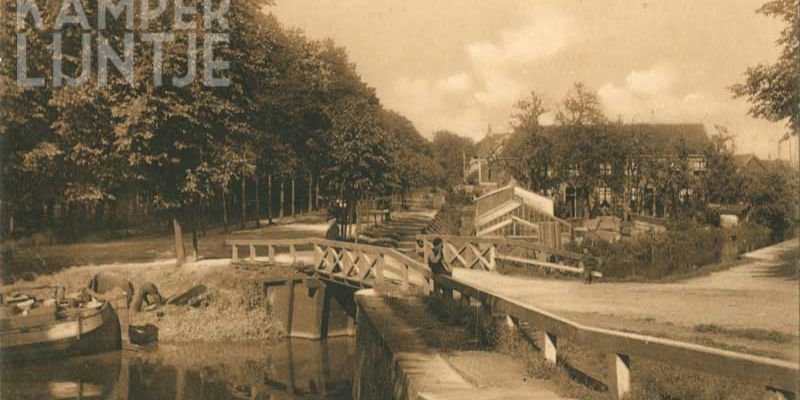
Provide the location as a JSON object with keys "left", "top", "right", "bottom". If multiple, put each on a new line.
{"left": 267, "top": 174, "right": 273, "bottom": 225}
{"left": 173, "top": 214, "right": 186, "bottom": 265}
{"left": 255, "top": 174, "right": 261, "bottom": 228}
{"left": 222, "top": 189, "right": 229, "bottom": 234}
{"left": 354, "top": 200, "right": 361, "bottom": 244}
{"left": 191, "top": 212, "right": 199, "bottom": 261}
{"left": 308, "top": 171, "right": 313, "bottom": 214}
{"left": 201, "top": 201, "right": 207, "bottom": 237}
{"left": 279, "top": 180, "right": 285, "bottom": 219}
{"left": 291, "top": 177, "right": 296, "bottom": 218}
{"left": 240, "top": 177, "right": 246, "bottom": 229}
{"left": 315, "top": 178, "right": 320, "bottom": 210}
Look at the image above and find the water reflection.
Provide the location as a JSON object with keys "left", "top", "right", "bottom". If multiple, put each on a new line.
{"left": 2, "top": 338, "right": 355, "bottom": 399}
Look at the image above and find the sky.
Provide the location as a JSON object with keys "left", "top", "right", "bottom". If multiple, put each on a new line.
{"left": 269, "top": 0, "right": 795, "bottom": 160}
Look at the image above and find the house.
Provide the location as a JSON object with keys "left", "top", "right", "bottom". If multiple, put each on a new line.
{"left": 464, "top": 125, "right": 514, "bottom": 189}
{"left": 470, "top": 123, "right": 712, "bottom": 220}
{"left": 734, "top": 153, "right": 795, "bottom": 176}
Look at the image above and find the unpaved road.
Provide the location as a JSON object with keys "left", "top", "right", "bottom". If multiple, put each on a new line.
{"left": 454, "top": 239, "right": 799, "bottom": 336}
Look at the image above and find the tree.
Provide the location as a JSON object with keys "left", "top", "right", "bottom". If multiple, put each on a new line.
{"left": 321, "top": 96, "right": 392, "bottom": 239}
{"left": 745, "top": 170, "right": 795, "bottom": 240}
{"left": 556, "top": 82, "right": 607, "bottom": 126}
{"left": 701, "top": 125, "right": 744, "bottom": 204}
{"left": 731, "top": 0, "right": 799, "bottom": 138}
{"left": 430, "top": 131, "right": 474, "bottom": 185}
{"left": 380, "top": 109, "right": 442, "bottom": 196}
{"left": 500, "top": 91, "right": 555, "bottom": 192}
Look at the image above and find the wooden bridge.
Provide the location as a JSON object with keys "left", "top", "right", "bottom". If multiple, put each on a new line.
{"left": 225, "top": 236, "right": 798, "bottom": 399}
{"left": 225, "top": 238, "right": 432, "bottom": 291}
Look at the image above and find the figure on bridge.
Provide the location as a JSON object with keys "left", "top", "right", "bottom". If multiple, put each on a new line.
{"left": 427, "top": 238, "right": 453, "bottom": 277}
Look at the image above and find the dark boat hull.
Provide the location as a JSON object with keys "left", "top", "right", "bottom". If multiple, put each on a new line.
{"left": 1, "top": 303, "right": 120, "bottom": 364}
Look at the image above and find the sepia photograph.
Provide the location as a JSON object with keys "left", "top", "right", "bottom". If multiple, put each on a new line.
{"left": 0, "top": 0, "right": 798, "bottom": 399}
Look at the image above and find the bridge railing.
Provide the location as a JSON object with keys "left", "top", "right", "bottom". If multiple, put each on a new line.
{"left": 225, "top": 238, "right": 432, "bottom": 292}
{"left": 415, "top": 235, "right": 601, "bottom": 278}
{"left": 433, "top": 274, "right": 798, "bottom": 399}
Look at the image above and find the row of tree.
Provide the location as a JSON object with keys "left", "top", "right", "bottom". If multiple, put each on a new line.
{"left": 498, "top": 82, "right": 797, "bottom": 237}
{"left": 0, "top": 0, "right": 449, "bottom": 262}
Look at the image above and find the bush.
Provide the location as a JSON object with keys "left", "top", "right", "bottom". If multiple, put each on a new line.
{"left": 588, "top": 224, "right": 725, "bottom": 278}
{"left": 731, "top": 222, "right": 772, "bottom": 253}
{"left": 586, "top": 221, "right": 776, "bottom": 279}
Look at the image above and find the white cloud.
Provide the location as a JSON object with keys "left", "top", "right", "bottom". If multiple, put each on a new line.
{"left": 385, "top": 11, "right": 576, "bottom": 140}
{"left": 624, "top": 64, "right": 676, "bottom": 95}
{"left": 467, "top": 12, "right": 575, "bottom": 68}
{"left": 436, "top": 73, "right": 472, "bottom": 93}
{"left": 598, "top": 64, "right": 727, "bottom": 123}
{"left": 468, "top": 12, "right": 575, "bottom": 109}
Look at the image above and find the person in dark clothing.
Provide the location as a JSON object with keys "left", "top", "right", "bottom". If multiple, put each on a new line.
{"left": 86, "top": 272, "right": 163, "bottom": 312}
{"left": 581, "top": 248, "right": 596, "bottom": 284}
{"left": 427, "top": 238, "right": 452, "bottom": 276}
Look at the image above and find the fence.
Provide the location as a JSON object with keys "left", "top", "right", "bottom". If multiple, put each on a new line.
{"left": 433, "top": 274, "right": 798, "bottom": 399}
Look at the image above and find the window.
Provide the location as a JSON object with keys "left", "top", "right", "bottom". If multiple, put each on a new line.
{"left": 689, "top": 157, "right": 706, "bottom": 175}
{"left": 595, "top": 187, "right": 613, "bottom": 204}
{"left": 625, "top": 160, "right": 638, "bottom": 176}
{"left": 600, "top": 163, "right": 612, "bottom": 176}
{"left": 568, "top": 164, "right": 580, "bottom": 178}
{"left": 679, "top": 188, "right": 695, "bottom": 203}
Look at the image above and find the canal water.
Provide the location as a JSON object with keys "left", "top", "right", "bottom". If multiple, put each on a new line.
{"left": 1, "top": 338, "right": 355, "bottom": 399}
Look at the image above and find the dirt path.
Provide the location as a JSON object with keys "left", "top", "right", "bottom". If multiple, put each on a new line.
{"left": 454, "top": 239, "right": 799, "bottom": 358}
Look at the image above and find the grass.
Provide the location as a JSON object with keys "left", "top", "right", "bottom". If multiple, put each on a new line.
{"left": 425, "top": 293, "right": 780, "bottom": 400}
{"left": 2, "top": 216, "right": 330, "bottom": 284}
{"left": 694, "top": 324, "right": 794, "bottom": 344}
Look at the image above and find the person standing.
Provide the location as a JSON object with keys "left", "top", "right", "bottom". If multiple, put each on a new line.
{"left": 581, "top": 248, "right": 596, "bottom": 284}
{"left": 427, "top": 238, "right": 452, "bottom": 277}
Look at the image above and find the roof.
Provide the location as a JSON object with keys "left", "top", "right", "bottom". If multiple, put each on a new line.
{"left": 609, "top": 123, "right": 710, "bottom": 153}
{"left": 473, "top": 123, "right": 710, "bottom": 160}
{"left": 734, "top": 154, "right": 794, "bottom": 175}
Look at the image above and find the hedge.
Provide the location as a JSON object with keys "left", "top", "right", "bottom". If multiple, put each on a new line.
{"left": 583, "top": 222, "right": 772, "bottom": 279}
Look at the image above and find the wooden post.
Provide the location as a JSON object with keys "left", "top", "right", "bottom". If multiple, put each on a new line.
{"left": 268, "top": 245, "right": 276, "bottom": 264}
{"left": 544, "top": 331, "right": 557, "bottom": 364}
{"left": 607, "top": 353, "right": 631, "bottom": 399}
{"left": 290, "top": 244, "right": 297, "bottom": 265}
{"left": 232, "top": 245, "right": 238, "bottom": 261}
{"left": 314, "top": 244, "right": 323, "bottom": 268}
{"left": 401, "top": 263, "right": 409, "bottom": 293}
{"left": 280, "top": 180, "right": 285, "bottom": 219}
{"left": 173, "top": 216, "right": 186, "bottom": 265}
{"left": 461, "top": 294, "right": 471, "bottom": 307}
{"left": 249, "top": 244, "right": 256, "bottom": 261}
{"left": 488, "top": 245, "right": 496, "bottom": 271}
{"left": 376, "top": 254, "right": 385, "bottom": 288}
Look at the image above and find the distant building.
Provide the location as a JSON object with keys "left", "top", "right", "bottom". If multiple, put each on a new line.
{"left": 734, "top": 153, "right": 794, "bottom": 176}
{"left": 470, "top": 123, "right": 712, "bottom": 220}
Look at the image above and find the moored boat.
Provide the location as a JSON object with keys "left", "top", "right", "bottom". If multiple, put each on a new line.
{"left": 1, "top": 288, "right": 121, "bottom": 363}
